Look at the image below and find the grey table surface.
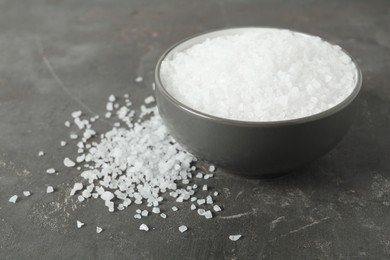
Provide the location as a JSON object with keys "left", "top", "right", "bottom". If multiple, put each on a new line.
{"left": 0, "top": 0, "right": 390, "bottom": 259}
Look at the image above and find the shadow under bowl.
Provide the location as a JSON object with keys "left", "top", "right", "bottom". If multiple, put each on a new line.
{"left": 154, "top": 27, "right": 363, "bottom": 177}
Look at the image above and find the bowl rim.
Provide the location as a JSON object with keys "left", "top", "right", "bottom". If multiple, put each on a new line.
{"left": 154, "top": 27, "right": 363, "bottom": 127}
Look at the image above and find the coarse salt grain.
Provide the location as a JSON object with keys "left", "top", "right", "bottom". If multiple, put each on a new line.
{"left": 160, "top": 29, "right": 357, "bottom": 122}
{"left": 229, "top": 234, "right": 242, "bottom": 241}
{"left": 46, "top": 168, "right": 56, "bottom": 174}
{"left": 178, "top": 225, "right": 188, "bottom": 233}
{"left": 77, "top": 220, "right": 85, "bottom": 228}
{"left": 213, "top": 205, "right": 222, "bottom": 212}
{"left": 64, "top": 157, "right": 76, "bottom": 167}
{"left": 135, "top": 76, "right": 143, "bottom": 83}
{"left": 38, "top": 151, "right": 45, "bottom": 157}
{"left": 139, "top": 224, "right": 149, "bottom": 231}
{"left": 23, "top": 191, "right": 31, "bottom": 197}
{"left": 46, "top": 186, "right": 54, "bottom": 193}
{"left": 9, "top": 195, "right": 18, "bottom": 203}
{"left": 96, "top": 226, "right": 103, "bottom": 233}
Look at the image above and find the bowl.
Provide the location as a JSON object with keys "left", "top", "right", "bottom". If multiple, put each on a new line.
{"left": 154, "top": 27, "right": 362, "bottom": 177}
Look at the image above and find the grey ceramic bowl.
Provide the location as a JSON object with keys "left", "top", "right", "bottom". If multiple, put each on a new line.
{"left": 154, "top": 28, "right": 362, "bottom": 177}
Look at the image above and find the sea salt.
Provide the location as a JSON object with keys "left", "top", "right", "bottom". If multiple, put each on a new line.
{"left": 96, "top": 226, "right": 103, "bottom": 233}
{"left": 178, "top": 225, "right": 188, "bottom": 233}
{"left": 135, "top": 76, "right": 143, "bottom": 83}
{"left": 160, "top": 29, "right": 358, "bottom": 121}
{"left": 139, "top": 224, "right": 149, "bottom": 231}
{"left": 23, "top": 191, "right": 31, "bottom": 197}
{"left": 46, "top": 186, "right": 54, "bottom": 193}
{"left": 77, "top": 220, "right": 85, "bottom": 228}
{"left": 229, "top": 234, "right": 242, "bottom": 241}
{"left": 213, "top": 205, "right": 222, "bottom": 212}
{"left": 9, "top": 195, "right": 18, "bottom": 203}
{"left": 46, "top": 168, "right": 56, "bottom": 174}
{"left": 38, "top": 151, "right": 45, "bottom": 157}
{"left": 64, "top": 157, "right": 76, "bottom": 167}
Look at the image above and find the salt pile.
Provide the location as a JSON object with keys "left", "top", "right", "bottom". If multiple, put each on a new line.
{"left": 160, "top": 29, "right": 358, "bottom": 121}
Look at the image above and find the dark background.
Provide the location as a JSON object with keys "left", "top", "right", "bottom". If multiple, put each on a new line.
{"left": 0, "top": 0, "right": 389, "bottom": 259}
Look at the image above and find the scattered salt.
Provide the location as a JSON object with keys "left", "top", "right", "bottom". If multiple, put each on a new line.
{"left": 139, "top": 224, "right": 149, "bottom": 231}
{"left": 204, "top": 210, "right": 213, "bottom": 219}
{"left": 23, "top": 191, "right": 31, "bottom": 197}
{"left": 135, "top": 76, "right": 143, "bottom": 83}
{"left": 144, "top": 96, "right": 155, "bottom": 104}
{"left": 213, "top": 205, "right": 222, "bottom": 212}
{"left": 172, "top": 206, "right": 178, "bottom": 211}
{"left": 96, "top": 226, "right": 103, "bottom": 233}
{"left": 202, "top": 185, "right": 208, "bottom": 191}
{"left": 64, "top": 157, "right": 76, "bottom": 167}
{"left": 190, "top": 204, "right": 196, "bottom": 210}
{"left": 9, "top": 195, "right": 18, "bottom": 203}
{"left": 64, "top": 121, "right": 71, "bottom": 127}
{"left": 60, "top": 141, "right": 67, "bottom": 147}
{"left": 160, "top": 213, "right": 167, "bottom": 219}
{"left": 178, "top": 225, "right": 188, "bottom": 233}
{"left": 46, "top": 186, "right": 54, "bottom": 193}
{"left": 209, "top": 165, "right": 216, "bottom": 172}
{"left": 46, "top": 168, "right": 56, "bottom": 174}
{"left": 229, "top": 235, "right": 242, "bottom": 241}
{"left": 77, "top": 220, "right": 85, "bottom": 228}
{"left": 38, "top": 151, "right": 45, "bottom": 157}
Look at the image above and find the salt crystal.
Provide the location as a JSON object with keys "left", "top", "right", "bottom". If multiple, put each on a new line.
{"left": 144, "top": 96, "right": 155, "bottom": 104}
{"left": 202, "top": 185, "right": 208, "bottom": 191}
{"left": 141, "top": 210, "right": 149, "bottom": 217}
{"left": 9, "top": 195, "right": 18, "bottom": 203}
{"left": 108, "top": 94, "right": 116, "bottom": 102}
{"left": 70, "top": 182, "right": 83, "bottom": 195}
{"left": 229, "top": 235, "right": 242, "bottom": 241}
{"left": 190, "top": 197, "right": 197, "bottom": 202}
{"left": 134, "top": 214, "right": 141, "bottom": 219}
{"left": 105, "top": 112, "right": 111, "bottom": 118}
{"left": 135, "top": 76, "right": 143, "bottom": 83}
{"left": 209, "top": 165, "right": 216, "bottom": 172}
{"left": 178, "top": 225, "right": 188, "bottom": 233}
{"left": 152, "top": 207, "right": 160, "bottom": 214}
{"left": 139, "top": 224, "right": 149, "bottom": 231}
{"left": 64, "top": 121, "right": 70, "bottom": 127}
{"left": 72, "top": 111, "right": 82, "bottom": 118}
{"left": 190, "top": 204, "right": 196, "bottom": 210}
{"left": 197, "top": 209, "right": 205, "bottom": 216}
{"left": 213, "top": 192, "right": 219, "bottom": 196}
{"left": 77, "top": 220, "right": 84, "bottom": 228}
{"left": 160, "top": 29, "right": 358, "bottom": 121}
{"left": 70, "top": 134, "right": 78, "bottom": 140}
{"left": 96, "top": 226, "right": 103, "bottom": 233}
{"left": 204, "top": 210, "right": 213, "bottom": 219}
{"left": 46, "top": 186, "right": 54, "bottom": 193}
{"left": 64, "top": 157, "right": 76, "bottom": 167}
{"left": 213, "top": 205, "right": 222, "bottom": 212}
{"left": 23, "top": 191, "right": 31, "bottom": 197}
{"left": 196, "top": 173, "right": 203, "bottom": 179}
{"left": 206, "top": 195, "right": 213, "bottom": 204}
{"left": 38, "top": 151, "right": 45, "bottom": 157}
{"left": 78, "top": 195, "right": 85, "bottom": 202}
{"left": 46, "top": 168, "right": 55, "bottom": 174}
{"left": 60, "top": 141, "right": 67, "bottom": 147}
{"left": 172, "top": 206, "right": 178, "bottom": 211}
{"left": 197, "top": 199, "right": 205, "bottom": 205}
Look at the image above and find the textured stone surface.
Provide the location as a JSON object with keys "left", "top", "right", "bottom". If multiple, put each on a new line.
{"left": 0, "top": 0, "right": 389, "bottom": 259}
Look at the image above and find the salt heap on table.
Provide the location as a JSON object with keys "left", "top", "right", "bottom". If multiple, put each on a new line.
{"left": 160, "top": 29, "right": 358, "bottom": 122}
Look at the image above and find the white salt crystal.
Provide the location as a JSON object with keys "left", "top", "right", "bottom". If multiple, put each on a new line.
{"left": 202, "top": 185, "right": 208, "bottom": 191}
{"left": 46, "top": 186, "right": 54, "bottom": 193}
{"left": 60, "top": 141, "right": 67, "bottom": 147}
{"left": 144, "top": 96, "right": 155, "bottom": 104}
{"left": 206, "top": 195, "right": 213, "bottom": 204}
{"left": 78, "top": 195, "right": 85, "bottom": 202}
{"left": 70, "top": 182, "right": 83, "bottom": 195}
{"left": 134, "top": 214, "right": 142, "bottom": 219}
{"left": 197, "top": 209, "right": 205, "bottom": 216}
{"left": 213, "top": 192, "right": 219, "bottom": 196}
{"left": 135, "top": 76, "right": 143, "bottom": 83}
{"left": 196, "top": 173, "right": 203, "bottom": 179}
{"left": 70, "top": 134, "right": 78, "bottom": 140}
{"left": 190, "top": 204, "right": 196, "bottom": 210}
{"left": 64, "top": 157, "right": 76, "bottom": 167}
{"left": 72, "top": 111, "right": 82, "bottom": 118}
{"left": 9, "top": 195, "right": 18, "bottom": 203}
{"left": 136, "top": 209, "right": 141, "bottom": 214}
{"left": 172, "top": 206, "right": 178, "bottom": 211}
{"left": 108, "top": 94, "right": 116, "bottom": 102}
{"left": 204, "top": 210, "right": 213, "bottom": 219}
{"left": 190, "top": 197, "right": 197, "bottom": 202}
{"left": 209, "top": 165, "right": 215, "bottom": 172}
{"left": 64, "top": 121, "right": 70, "bottom": 127}
{"left": 76, "top": 220, "right": 84, "bottom": 228}
{"left": 152, "top": 207, "right": 160, "bottom": 214}
{"left": 38, "top": 151, "right": 45, "bottom": 157}
{"left": 197, "top": 199, "right": 205, "bottom": 205}
{"left": 96, "top": 226, "right": 103, "bottom": 233}
{"left": 178, "top": 225, "right": 188, "bottom": 233}
{"left": 160, "top": 213, "right": 167, "bottom": 218}
{"left": 105, "top": 112, "right": 112, "bottom": 118}
{"left": 106, "top": 102, "right": 113, "bottom": 111}
{"left": 139, "top": 224, "right": 149, "bottom": 231}
{"left": 160, "top": 29, "right": 358, "bottom": 122}
{"left": 229, "top": 235, "right": 242, "bottom": 241}
{"left": 141, "top": 210, "right": 149, "bottom": 217}
{"left": 213, "top": 205, "right": 222, "bottom": 212}
{"left": 23, "top": 191, "right": 31, "bottom": 197}
{"left": 46, "top": 168, "right": 55, "bottom": 174}
{"left": 101, "top": 191, "right": 114, "bottom": 201}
